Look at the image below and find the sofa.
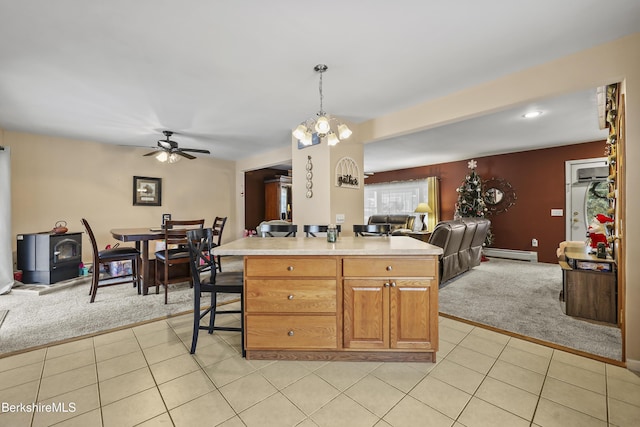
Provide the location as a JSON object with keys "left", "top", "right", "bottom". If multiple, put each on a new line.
{"left": 367, "top": 214, "right": 415, "bottom": 234}
{"left": 428, "top": 218, "right": 491, "bottom": 284}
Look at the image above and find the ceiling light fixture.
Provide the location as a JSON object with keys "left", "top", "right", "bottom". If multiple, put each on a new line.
{"left": 155, "top": 151, "right": 181, "bottom": 163}
{"left": 522, "top": 111, "right": 542, "bottom": 119}
{"left": 293, "top": 64, "right": 352, "bottom": 147}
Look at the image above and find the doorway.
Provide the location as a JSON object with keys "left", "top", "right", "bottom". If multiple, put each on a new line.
{"left": 565, "top": 157, "right": 609, "bottom": 242}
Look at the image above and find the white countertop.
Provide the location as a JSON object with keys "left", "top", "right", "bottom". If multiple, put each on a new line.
{"left": 213, "top": 236, "right": 443, "bottom": 256}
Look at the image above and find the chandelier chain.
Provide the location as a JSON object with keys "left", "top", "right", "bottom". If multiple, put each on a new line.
{"left": 318, "top": 70, "right": 324, "bottom": 116}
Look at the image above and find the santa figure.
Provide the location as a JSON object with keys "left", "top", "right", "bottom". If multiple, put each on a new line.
{"left": 586, "top": 214, "right": 613, "bottom": 252}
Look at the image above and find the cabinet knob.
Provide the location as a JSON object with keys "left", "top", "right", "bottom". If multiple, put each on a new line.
{"left": 288, "top": 294, "right": 294, "bottom": 300}
{"left": 386, "top": 265, "right": 393, "bottom": 271}
{"left": 384, "top": 282, "right": 390, "bottom": 287}
{"left": 390, "top": 281, "right": 397, "bottom": 287}
{"left": 287, "top": 266, "right": 294, "bottom": 271}
{"left": 288, "top": 330, "right": 294, "bottom": 336}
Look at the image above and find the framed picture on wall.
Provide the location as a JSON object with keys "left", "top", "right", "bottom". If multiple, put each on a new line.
{"left": 133, "top": 176, "right": 162, "bottom": 206}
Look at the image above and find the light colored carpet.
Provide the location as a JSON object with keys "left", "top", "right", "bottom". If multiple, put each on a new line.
{"left": 0, "top": 310, "right": 7, "bottom": 329}
{"left": 0, "top": 257, "right": 243, "bottom": 355}
{"left": 439, "top": 257, "right": 622, "bottom": 361}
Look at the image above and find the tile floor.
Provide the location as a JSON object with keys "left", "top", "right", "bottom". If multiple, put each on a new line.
{"left": 1, "top": 302, "right": 639, "bottom": 427}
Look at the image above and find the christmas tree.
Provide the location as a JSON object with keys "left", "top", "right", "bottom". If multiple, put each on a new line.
{"left": 455, "top": 159, "right": 487, "bottom": 217}
{"left": 455, "top": 159, "right": 493, "bottom": 246}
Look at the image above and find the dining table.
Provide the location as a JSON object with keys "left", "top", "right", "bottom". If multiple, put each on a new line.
{"left": 110, "top": 227, "right": 165, "bottom": 295}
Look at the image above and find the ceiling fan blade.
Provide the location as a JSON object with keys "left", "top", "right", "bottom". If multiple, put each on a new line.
{"left": 179, "top": 148, "right": 211, "bottom": 154}
{"left": 144, "top": 150, "right": 159, "bottom": 156}
{"left": 175, "top": 151, "right": 196, "bottom": 160}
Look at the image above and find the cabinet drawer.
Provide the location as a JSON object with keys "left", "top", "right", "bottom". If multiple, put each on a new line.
{"left": 245, "top": 279, "right": 336, "bottom": 313}
{"left": 246, "top": 257, "right": 337, "bottom": 277}
{"left": 343, "top": 257, "right": 435, "bottom": 277}
{"left": 246, "top": 315, "right": 337, "bottom": 349}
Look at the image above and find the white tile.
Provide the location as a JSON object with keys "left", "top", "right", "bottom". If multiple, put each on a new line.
{"left": 203, "top": 354, "right": 256, "bottom": 387}
{"left": 281, "top": 373, "right": 340, "bottom": 415}
{"left": 345, "top": 374, "right": 406, "bottom": 418}
{"left": 158, "top": 369, "right": 217, "bottom": 409}
{"left": 499, "top": 346, "right": 551, "bottom": 375}
{"left": 149, "top": 353, "right": 200, "bottom": 384}
{"left": 170, "top": 390, "right": 235, "bottom": 427}
{"left": 428, "top": 359, "right": 485, "bottom": 394}
{"left": 547, "top": 358, "right": 606, "bottom": 394}
{"left": 607, "top": 376, "right": 640, "bottom": 407}
{"left": 101, "top": 387, "right": 166, "bottom": 427}
{"left": 239, "top": 392, "right": 306, "bottom": 427}
{"left": 311, "top": 394, "right": 380, "bottom": 427}
{"left": 608, "top": 396, "right": 640, "bottom": 427}
{"left": 38, "top": 363, "right": 97, "bottom": 401}
{"left": 458, "top": 397, "right": 529, "bottom": 427}
{"left": 409, "top": 375, "right": 471, "bottom": 419}
{"left": 259, "top": 360, "right": 313, "bottom": 390}
{"left": 533, "top": 397, "right": 607, "bottom": 427}
{"left": 487, "top": 359, "right": 545, "bottom": 394}
{"left": 475, "top": 376, "right": 538, "bottom": 420}
{"left": 0, "top": 348, "right": 45, "bottom": 372}
{"left": 541, "top": 377, "right": 607, "bottom": 421}
{"left": 552, "top": 349, "right": 605, "bottom": 375}
{"left": 458, "top": 332, "right": 507, "bottom": 358}
{"left": 99, "top": 366, "right": 156, "bottom": 406}
{"left": 219, "top": 371, "right": 278, "bottom": 412}
{"left": 445, "top": 345, "right": 496, "bottom": 375}
{"left": 370, "top": 362, "right": 426, "bottom": 392}
{"left": 383, "top": 395, "right": 454, "bottom": 427}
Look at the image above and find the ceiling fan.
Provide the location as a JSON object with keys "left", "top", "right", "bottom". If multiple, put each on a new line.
{"left": 144, "top": 130, "right": 211, "bottom": 161}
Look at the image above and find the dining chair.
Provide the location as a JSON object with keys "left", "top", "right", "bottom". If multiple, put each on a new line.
{"left": 353, "top": 224, "right": 391, "bottom": 237}
{"left": 260, "top": 223, "right": 298, "bottom": 237}
{"left": 211, "top": 216, "right": 227, "bottom": 272}
{"left": 81, "top": 218, "right": 141, "bottom": 303}
{"left": 187, "top": 228, "right": 244, "bottom": 355}
{"left": 304, "top": 224, "right": 342, "bottom": 237}
{"left": 155, "top": 219, "right": 205, "bottom": 304}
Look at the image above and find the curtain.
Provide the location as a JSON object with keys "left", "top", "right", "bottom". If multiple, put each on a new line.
{"left": 426, "top": 176, "right": 440, "bottom": 231}
{"left": 0, "top": 147, "right": 13, "bottom": 294}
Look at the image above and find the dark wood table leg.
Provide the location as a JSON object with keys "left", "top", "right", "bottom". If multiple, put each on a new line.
{"left": 141, "top": 241, "right": 150, "bottom": 295}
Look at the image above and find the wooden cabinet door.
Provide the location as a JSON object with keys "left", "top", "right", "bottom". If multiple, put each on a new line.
{"left": 343, "top": 279, "right": 389, "bottom": 349}
{"left": 390, "top": 279, "right": 436, "bottom": 349}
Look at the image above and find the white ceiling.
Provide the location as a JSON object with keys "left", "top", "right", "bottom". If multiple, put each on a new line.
{"left": 1, "top": 1, "right": 638, "bottom": 172}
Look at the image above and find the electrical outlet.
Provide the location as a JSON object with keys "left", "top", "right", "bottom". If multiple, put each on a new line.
{"left": 335, "top": 214, "right": 345, "bottom": 224}
{"left": 532, "top": 238, "right": 538, "bottom": 247}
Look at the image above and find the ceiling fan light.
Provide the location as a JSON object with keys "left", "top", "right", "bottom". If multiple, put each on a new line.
{"left": 315, "top": 116, "right": 330, "bottom": 135}
{"left": 327, "top": 131, "right": 340, "bottom": 146}
{"left": 155, "top": 151, "right": 168, "bottom": 162}
{"left": 338, "top": 123, "right": 352, "bottom": 139}
{"left": 167, "top": 153, "right": 181, "bottom": 163}
{"left": 293, "top": 124, "right": 308, "bottom": 140}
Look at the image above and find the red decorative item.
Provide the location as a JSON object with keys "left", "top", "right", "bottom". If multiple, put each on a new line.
{"left": 587, "top": 214, "right": 613, "bottom": 252}
{"left": 52, "top": 220, "right": 68, "bottom": 234}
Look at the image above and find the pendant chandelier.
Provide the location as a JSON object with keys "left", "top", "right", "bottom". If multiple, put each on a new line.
{"left": 292, "top": 64, "right": 352, "bottom": 147}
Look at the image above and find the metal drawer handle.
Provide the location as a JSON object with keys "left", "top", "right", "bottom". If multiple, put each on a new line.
{"left": 386, "top": 265, "right": 393, "bottom": 271}
{"left": 287, "top": 266, "right": 294, "bottom": 271}
{"left": 288, "top": 295, "right": 294, "bottom": 300}
{"left": 288, "top": 330, "right": 294, "bottom": 336}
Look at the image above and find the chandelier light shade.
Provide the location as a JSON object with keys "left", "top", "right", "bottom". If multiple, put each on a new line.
{"left": 293, "top": 64, "right": 352, "bottom": 147}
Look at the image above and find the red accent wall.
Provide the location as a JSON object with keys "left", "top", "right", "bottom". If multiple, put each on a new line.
{"left": 366, "top": 141, "right": 606, "bottom": 263}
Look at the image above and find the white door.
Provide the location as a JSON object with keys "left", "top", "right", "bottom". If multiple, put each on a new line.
{"left": 565, "top": 158, "right": 609, "bottom": 242}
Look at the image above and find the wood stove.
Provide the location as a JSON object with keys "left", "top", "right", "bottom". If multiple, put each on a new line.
{"left": 17, "top": 232, "right": 82, "bottom": 284}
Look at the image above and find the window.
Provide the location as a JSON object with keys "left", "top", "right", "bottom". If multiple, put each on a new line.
{"left": 364, "top": 179, "right": 429, "bottom": 222}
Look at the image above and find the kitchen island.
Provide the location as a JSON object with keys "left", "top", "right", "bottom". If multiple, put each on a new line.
{"left": 213, "top": 236, "right": 443, "bottom": 362}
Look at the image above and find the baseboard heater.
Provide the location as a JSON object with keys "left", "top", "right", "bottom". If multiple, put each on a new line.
{"left": 483, "top": 248, "right": 538, "bottom": 262}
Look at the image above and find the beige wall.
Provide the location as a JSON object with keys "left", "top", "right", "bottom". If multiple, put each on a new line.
{"left": 6, "top": 131, "right": 236, "bottom": 266}
{"left": 359, "top": 32, "right": 640, "bottom": 368}
{"left": 291, "top": 126, "right": 364, "bottom": 235}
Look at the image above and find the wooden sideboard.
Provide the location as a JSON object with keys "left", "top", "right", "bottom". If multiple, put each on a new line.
{"left": 213, "top": 236, "right": 442, "bottom": 362}
{"left": 560, "top": 247, "right": 617, "bottom": 324}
